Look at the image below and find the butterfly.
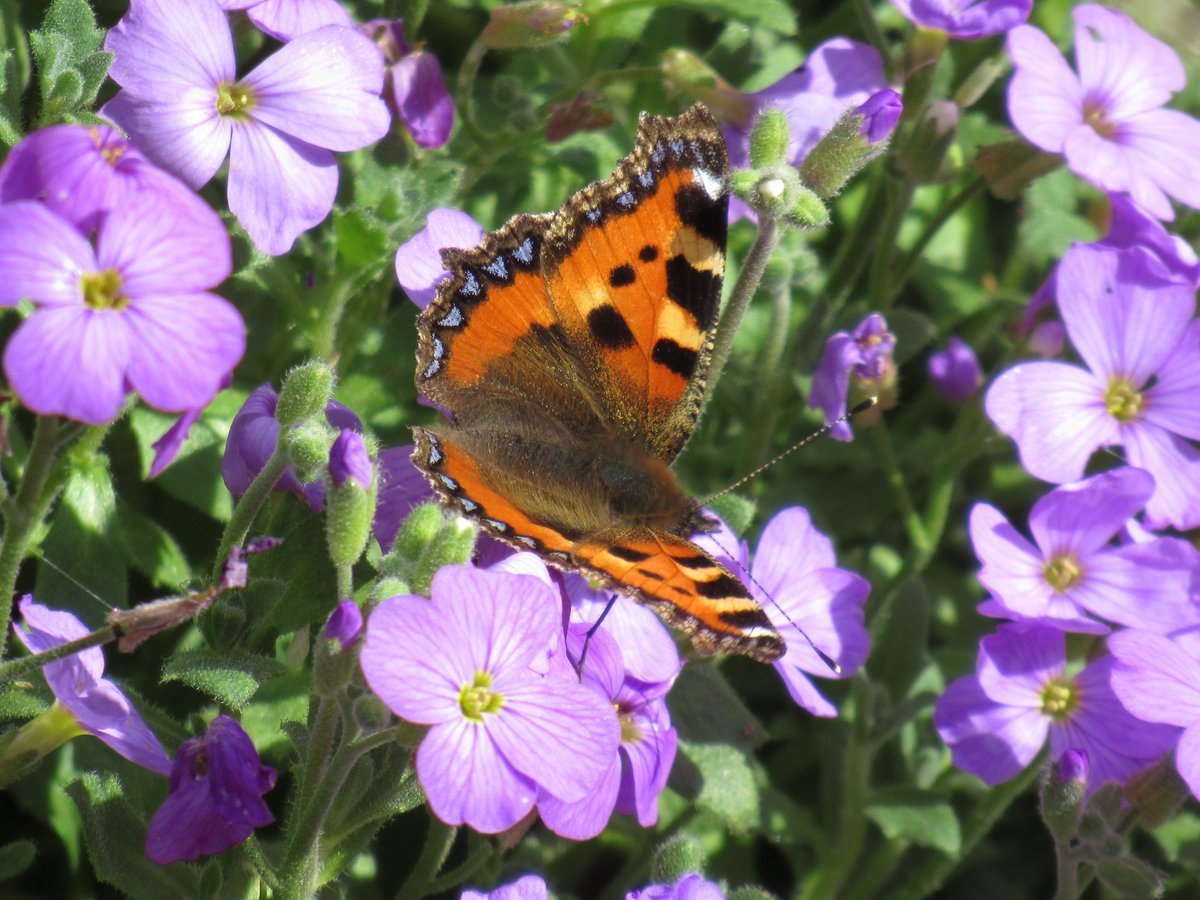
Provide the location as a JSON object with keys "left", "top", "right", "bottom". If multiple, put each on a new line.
{"left": 412, "top": 104, "right": 784, "bottom": 663}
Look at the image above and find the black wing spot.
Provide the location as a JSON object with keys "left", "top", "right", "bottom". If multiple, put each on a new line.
{"left": 665, "top": 254, "right": 718, "bottom": 327}
{"left": 609, "top": 263, "right": 636, "bottom": 288}
{"left": 673, "top": 553, "right": 713, "bottom": 571}
{"left": 719, "top": 608, "right": 771, "bottom": 629}
{"left": 696, "top": 573, "right": 744, "bottom": 599}
{"left": 588, "top": 305, "right": 636, "bottom": 349}
{"left": 676, "top": 182, "right": 727, "bottom": 246}
{"left": 636, "top": 568, "right": 665, "bottom": 582}
{"left": 652, "top": 338, "right": 698, "bottom": 379}
{"left": 609, "top": 545, "right": 651, "bottom": 563}
{"left": 639, "top": 245, "right": 659, "bottom": 262}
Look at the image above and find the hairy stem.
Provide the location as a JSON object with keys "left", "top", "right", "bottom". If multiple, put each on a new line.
{"left": 211, "top": 444, "right": 290, "bottom": 583}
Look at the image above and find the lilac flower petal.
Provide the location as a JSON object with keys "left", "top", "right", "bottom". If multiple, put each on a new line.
{"left": 1027, "top": 468, "right": 1154, "bottom": 557}
{"left": 243, "top": 26, "right": 388, "bottom": 152}
{"left": 1072, "top": 5, "right": 1184, "bottom": 118}
{"left": 1122, "top": 424, "right": 1200, "bottom": 531}
{"left": 150, "top": 407, "right": 202, "bottom": 477}
{"left": 105, "top": 0, "right": 235, "bottom": 92}
{"left": 565, "top": 623, "right": 625, "bottom": 701}
{"left": 391, "top": 51, "right": 455, "bottom": 149}
{"left": 394, "top": 208, "right": 485, "bottom": 309}
{"left": 985, "top": 361, "right": 1114, "bottom": 483}
{"left": 1057, "top": 245, "right": 1194, "bottom": 385}
{"left": 123, "top": 294, "right": 246, "bottom": 412}
{"left": 892, "top": 0, "right": 1031, "bottom": 39}
{"left": 569, "top": 585, "right": 680, "bottom": 686}
{"left": 15, "top": 599, "right": 102, "bottom": 679}
{"left": 441, "top": 566, "right": 560, "bottom": 676}
{"left": 462, "top": 875, "right": 550, "bottom": 900}
{"left": 616, "top": 708, "right": 676, "bottom": 825}
{"left": 244, "top": 0, "right": 354, "bottom": 42}
{"left": 1176, "top": 725, "right": 1200, "bottom": 799}
{"left": 373, "top": 446, "right": 434, "bottom": 550}
{"left": 928, "top": 335, "right": 982, "bottom": 404}
{"left": 1005, "top": 24, "right": 1083, "bottom": 152}
{"left": 489, "top": 675, "right": 620, "bottom": 803}
{"left": 227, "top": 123, "right": 338, "bottom": 255}
{"left": 1071, "top": 543, "right": 1198, "bottom": 633}
{"left": 750, "top": 506, "right": 836, "bottom": 595}
{"left": 775, "top": 666, "right": 838, "bottom": 717}
{"left": 416, "top": 718, "right": 537, "bottom": 833}
{"left": 976, "top": 597, "right": 1109, "bottom": 634}
{"left": 0, "top": 201, "right": 92, "bottom": 307}
{"left": 810, "top": 332, "right": 860, "bottom": 441}
{"left": 970, "top": 504, "right": 1063, "bottom": 618}
{"left": 221, "top": 385, "right": 281, "bottom": 497}
{"left": 1104, "top": 194, "right": 1200, "bottom": 285}
{"left": 101, "top": 90, "right": 232, "bottom": 190}
{"left": 538, "top": 756, "right": 620, "bottom": 839}
{"left": 977, "top": 623, "right": 1062, "bottom": 706}
{"left": 771, "top": 568, "right": 870, "bottom": 677}
{"left": 1145, "top": 319, "right": 1200, "bottom": 440}
{"left": 934, "top": 675, "right": 1048, "bottom": 784}
{"left": 1109, "top": 630, "right": 1200, "bottom": 725}
{"left": 5, "top": 307, "right": 131, "bottom": 423}
{"left": 1117, "top": 109, "right": 1200, "bottom": 221}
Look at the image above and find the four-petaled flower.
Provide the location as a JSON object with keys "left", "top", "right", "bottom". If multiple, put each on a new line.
{"left": 890, "top": 0, "right": 1031, "bottom": 40}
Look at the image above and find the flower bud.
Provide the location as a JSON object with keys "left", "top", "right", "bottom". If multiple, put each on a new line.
{"left": 1041, "top": 748, "right": 1089, "bottom": 840}
{"left": 650, "top": 834, "right": 705, "bottom": 885}
{"left": 328, "top": 430, "right": 373, "bottom": 489}
{"left": 322, "top": 599, "right": 363, "bottom": 650}
{"left": 659, "top": 49, "right": 753, "bottom": 125}
{"left": 285, "top": 419, "right": 335, "bottom": 485}
{"left": 314, "top": 600, "right": 364, "bottom": 695}
{"left": 481, "top": 2, "right": 585, "bottom": 49}
{"left": 275, "top": 361, "right": 334, "bottom": 427}
{"left": 897, "top": 100, "right": 958, "bottom": 183}
{"left": 1095, "top": 858, "right": 1166, "bottom": 898}
{"left": 801, "top": 91, "right": 902, "bottom": 199}
{"left": 545, "top": 91, "right": 614, "bottom": 142}
{"left": 928, "top": 336, "right": 982, "bottom": 404}
{"left": 749, "top": 108, "right": 790, "bottom": 170}
{"left": 1124, "top": 754, "right": 1191, "bottom": 829}
{"left": 976, "top": 140, "right": 1063, "bottom": 201}
{"left": 325, "top": 434, "right": 376, "bottom": 567}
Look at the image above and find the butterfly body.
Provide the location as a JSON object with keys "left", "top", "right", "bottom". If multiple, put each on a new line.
{"left": 413, "top": 105, "right": 784, "bottom": 663}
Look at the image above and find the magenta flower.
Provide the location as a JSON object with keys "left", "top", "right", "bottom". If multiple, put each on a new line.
{"left": 1006, "top": 4, "right": 1200, "bottom": 220}
{"left": 697, "top": 507, "right": 870, "bottom": 716}
{"left": 218, "top": 0, "right": 352, "bottom": 42}
{"left": 855, "top": 89, "right": 903, "bottom": 144}
{"left": 721, "top": 39, "right": 887, "bottom": 220}
{"left": 328, "top": 429, "right": 372, "bottom": 488}
{"left": 360, "top": 565, "right": 620, "bottom": 833}
{"left": 538, "top": 625, "right": 678, "bottom": 839}
{"left": 0, "top": 124, "right": 218, "bottom": 236}
{"left": 364, "top": 19, "right": 455, "bottom": 149}
{"left": 627, "top": 874, "right": 726, "bottom": 900}
{"left": 810, "top": 313, "right": 895, "bottom": 441}
{"left": 103, "top": 0, "right": 389, "bottom": 254}
{"left": 322, "top": 600, "right": 363, "bottom": 650}
{"left": 890, "top": 0, "right": 1030, "bottom": 39}
{"left": 145, "top": 715, "right": 276, "bottom": 864}
{"left": 13, "top": 598, "right": 171, "bottom": 775}
{"left": 970, "top": 468, "right": 1199, "bottom": 633}
{"left": 934, "top": 622, "right": 1176, "bottom": 792}
{"left": 928, "top": 336, "right": 982, "bottom": 404}
{"left": 986, "top": 244, "right": 1200, "bottom": 530}
{"left": 394, "top": 208, "right": 485, "bottom": 308}
{"left": 461, "top": 875, "right": 548, "bottom": 900}
{"left": 1109, "top": 629, "right": 1200, "bottom": 800}
{"left": 0, "top": 193, "right": 242, "bottom": 424}
{"left": 221, "top": 384, "right": 361, "bottom": 511}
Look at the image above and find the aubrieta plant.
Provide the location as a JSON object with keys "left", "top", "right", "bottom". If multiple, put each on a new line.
{"left": 0, "top": 2, "right": 1197, "bottom": 899}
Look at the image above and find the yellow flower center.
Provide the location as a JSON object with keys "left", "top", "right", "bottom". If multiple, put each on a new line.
{"left": 90, "top": 127, "right": 126, "bottom": 167}
{"left": 1083, "top": 99, "right": 1118, "bottom": 140}
{"left": 459, "top": 671, "right": 503, "bottom": 722}
{"left": 80, "top": 269, "right": 129, "bottom": 311}
{"left": 619, "top": 708, "right": 642, "bottom": 745}
{"left": 1104, "top": 376, "right": 1144, "bottom": 423}
{"left": 1040, "top": 679, "right": 1078, "bottom": 720}
{"left": 216, "top": 82, "right": 256, "bottom": 118}
{"left": 1043, "top": 554, "right": 1083, "bottom": 593}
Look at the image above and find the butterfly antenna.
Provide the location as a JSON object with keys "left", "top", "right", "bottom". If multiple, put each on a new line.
{"left": 703, "top": 397, "right": 878, "bottom": 504}
{"left": 35, "top": 554, "right": 117, "bottom": 612}
{"left": 576, "top": 593, "right": 619, "bottom": 680}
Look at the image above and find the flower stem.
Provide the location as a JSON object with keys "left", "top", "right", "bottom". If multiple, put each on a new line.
{"left": 423, "top": 833, "right": 495, "bottom": 895}
{"left": 455, "top": 36, "right": 490, "bottom": 144}
{"left": 211, "top": 444, "right": 290, "bottom": 583}
{"left": 706, "top": 216, "right": 780, "bottom": 400}
{"left": 1054, "top": 841, "right": 1078, "bottom": 900}
{"left": 395, "top": 814, "right": 458, "bottom": 900}
{"left": 887, "top": 175, "right": 987, "bottom": 306}
{"left": 866, "top": 178, "right": 915, "bottom": 312}
{"left": 871, "top": 425, "right": 929, "bottom": 557}
{"left": 0, "top": 417, "right": 66, "bottom": 658}
{"left": 0, "top": 624, "right": 116, "bottom": 686}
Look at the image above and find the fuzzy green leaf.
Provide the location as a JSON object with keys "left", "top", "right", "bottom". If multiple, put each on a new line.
{"left": 0, "top": 840, "right": 36, "bottom": 880}
{"left": 161, "top": 650, "right": 285, "bottom": 709}
{"left": 865, "top": 788, "right": 962, "bottom": 853}
{"left": 675, "top": 740, "right": 761, "bottom": 833}
{"left": 116, "top": 506, "right": 192, "bottom": 590}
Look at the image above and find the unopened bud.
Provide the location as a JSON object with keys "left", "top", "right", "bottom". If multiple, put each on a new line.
{"left": 481, "top": 2, "right": 585, "bottom": 49}
{"left": 749, "top": 108, "right": 790, "bottom": 169}
{"left": 650, "top": 834, "right": 705, "bottom": 885}
{"left": 275, "top": 361, "right": 334, "bottom": 427}
{"left": 659, "top": 49, "right": 753, "bottom": 124}
{"left": 1041, "top": 748, "right": 1089, "bottom": 840}
{"left": 801, "top": 92, "right": 902, "bottom": 199}
{"left": 285, "top": 419, "right": 335, "bottom": 484}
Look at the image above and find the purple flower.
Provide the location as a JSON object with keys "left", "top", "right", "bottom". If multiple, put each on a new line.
{"left": 461, "top": 875, "right": 548, "bottom": 900}
{"left": 323, "top": 599, "right": 363, "bottom": 650}
{"left": 103, "top": 0, "right": 389, "bottom": 254}
{"left": 13, "top": 598, "right": 171, "bottom": 775}
{"left": 538, "top": 625, "right": 678, "bottom": 838}
{"left": 697, "top": 508, "right": 871, "bottom": 716}
{"left": 810, "top": 313, "right": 895, "bottom": 441}
{"left": 0, "top": 193, "right": 243, "bottom": 425}
{"left": 395, "top": 208, "right": 485, "bottom": 308}
{"left": 986, "top": 244, "right": 1200, "bottom": 530}
{"left": 1109, "top": 629, "right": 1200, "bottom": 799}
{"left": 328, "top": 429, "right": 372, "bottom": 488}
{"left": 1006, "top": 4, "right": 1200, "bottom": 220}
{"left": 564, "top": 574, "right": 681, "bottom": 686}
{"left": 721, "top": 39, "right": 887, "bottom": 220}
{"left": 145, "top": 715, "right": 276, "bottom": 864}
{"left": 934, "top": 622, "right": 1175, "bottom": 792}
{"left": 218, "top": 0, "right": 352, "bottom": 42}
{"left": 0, "top": 124, "right": 218, "bottom": 236}
{"left": 364, "top": 19, "right": 455, "bottom": 149}
{"left": 855, "top": 89, "right": 903, "bottom": 144}
{"left": 372, "top": 445, "right": 435, "bottom": 551}
{"left": 360, "top": 565, "right": 620, "bottom": 833}
{"left": 928, "top": 336, "right": 982, "bottom": 403}
{"left": 221, "top": 384, "right": 361, "bottom": 512}
{"left": 890, "top": 0, "right": 1031, "bottom": 39}
{"left": 970, "top": 468, "right": 1199, "bottom": 633}
{"left": 627, "top": 873, "right": 726, "bottom": 900}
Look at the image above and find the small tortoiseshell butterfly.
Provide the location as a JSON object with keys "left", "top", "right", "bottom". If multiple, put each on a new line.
{"left": 412, "top": 104, "right": 784, "bottom": 663}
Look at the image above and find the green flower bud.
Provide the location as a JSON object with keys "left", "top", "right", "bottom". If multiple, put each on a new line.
{"left": 1124, "top": 754, "right": 1191, "bottom": 829}
{"left": 659, "top": 49, "right": 753, "bottom": 125}
{"left": 481, "top": 2, "right": 585, "bottom": 49}
{"left": 1095, "top": 858, "right": 1166, "bottom": 899}
{"left": 325, "top": 436, "right": 377, "bottom": 567}
{"left": 749, "top": 108, "right": 789, "bottom": 170}
{"left": 1041, "top": 749, "right": 1088, "bottom": 841}
{"left": 786, "top": 183, "right": 830, "bottom": 230}
{"left": 275, "top": 360, "right": 335, "bottom": 427}
{"left": 651, "top": 834, "right": 705, "bottom": 885}
{"left": 285, "top": 419, "right": 335, "bottom": 485}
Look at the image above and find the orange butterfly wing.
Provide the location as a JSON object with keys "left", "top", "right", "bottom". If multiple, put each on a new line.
{"left": 412, "top": 105, "right": 784, "bottom": 663}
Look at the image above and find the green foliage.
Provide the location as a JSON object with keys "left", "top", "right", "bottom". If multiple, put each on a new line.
{"left": 27, "top": 0, "right": 110, "bottom": 126}
{"left": 0, "top": 839, "right": 36, "bottom": 880}
{"left": 161, "top": 650, "right": 285, "bottom": 710}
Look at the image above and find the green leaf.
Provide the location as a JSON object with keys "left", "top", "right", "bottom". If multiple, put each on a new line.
{"left": 675, "top": 740, "right": 760, "bottom": 833}
{"left": 116, "top": 506, "right": 192, "bottom": 590}
{"left": 28, "top": 0, "right": 110, "bottom": 124}
{"left": 334, "top": 207, "right": 391, "bottom": 272}
{"left": 0, "top": 839, "right": 36, "bottom": 880}
{"left": 1018, "top": 168, "right": 1098, "bottom": 269}
{"left": 237, "top": 666, "right": 310, "bottom": 757}
{"left": 65, "top": 772, "right": 200, "bottom": 899}
{"left": 648, "top": 0, "right": 796, "bottom": 34}
{"left": 707, "top": 493, "right": 756, "bottom": 537}
{"left": 669, "top": 663, "right": 766, "bottom": 751}
{"left": 0, "top": 0, "right": 29, "bottom": 149}
{"left": 36, "top": 456, "right": 126, "bottom": 617}
{"left": 244, "top": 501, "right": 338, "bottom": 635}
{"left": 868, "top": 577, "right": 930, "bottom": 698}
{"left": 161, "top": 649, "right": 285, "bottom": 709}
{"left": 865, "top": 787, "right": 962, "bottom": 854}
